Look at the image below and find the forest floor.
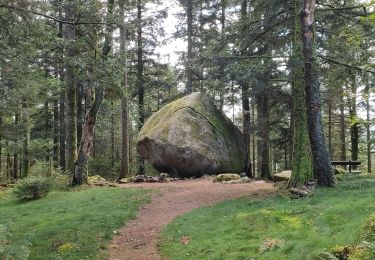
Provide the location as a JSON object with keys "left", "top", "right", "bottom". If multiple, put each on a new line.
{"left": 109, "top": 177, "right": 275, "bottom": 260}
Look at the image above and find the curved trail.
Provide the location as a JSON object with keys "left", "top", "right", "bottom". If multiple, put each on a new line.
{"left": 109, "top": 178, "right": 275, "bottom": 260}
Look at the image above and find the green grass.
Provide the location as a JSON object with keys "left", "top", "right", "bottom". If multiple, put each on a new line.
{"left": 0, "top": 187, "right": 150, "bottom": 260}
{"left": 159, "top": 175, "right": 375, "bottom": 260}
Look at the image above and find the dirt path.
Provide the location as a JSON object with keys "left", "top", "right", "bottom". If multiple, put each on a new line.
{"left": 109, "top": 178, "right": 275, "bottom": 260}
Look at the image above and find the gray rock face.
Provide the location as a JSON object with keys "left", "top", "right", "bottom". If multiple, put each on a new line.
{"left": 136, "top": 92, "right": 247, "bottom": 177}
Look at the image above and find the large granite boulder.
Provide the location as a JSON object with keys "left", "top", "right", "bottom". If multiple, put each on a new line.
{"left": 136, "top": 92, "right": 247, "bottom": 177}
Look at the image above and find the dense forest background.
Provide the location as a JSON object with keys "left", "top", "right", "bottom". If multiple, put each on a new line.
{"left": 0, "top": 0, "right": 374, "bottom": 183}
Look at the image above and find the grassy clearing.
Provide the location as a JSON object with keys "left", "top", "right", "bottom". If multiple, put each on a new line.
{"left": 159, "top": 175, "right": 375, "bottom": 260}
{"left": 0, "top": 187, "right": 150, "bottom": 260}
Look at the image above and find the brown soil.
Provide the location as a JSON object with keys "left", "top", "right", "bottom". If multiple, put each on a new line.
{"left": 109, "top": 178, "right": 276, "bottom": 260}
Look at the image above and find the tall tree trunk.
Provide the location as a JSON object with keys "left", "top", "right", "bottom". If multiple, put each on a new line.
{"left": 13, "top": 113, "right": 19, "bottom": 180}
{"left": 257, "top": 94, "right": 271, "bottom": 179}
{"left": 186, "top": 0, "right": 193, "bottom": 94}
{"left": 0, "top": 114, "right": 2, "bottom": 175}
{"left": 59, "top": 88, "right": 66, "bottom": 170}
{"left": 218, "top": 0, "right": 226, "bottom": 111}
{"left": 23, "top": 102, "right": 30, "bottom": 177}
{"left": 349, "top": 75, "right": 359, "bottom": 163}
{"left": 366, "top": 74, "right": 371, "bottom": 173}
{"left": 118, "top": 0, "right": 129, "bottom": 180}
{"left": 6, "top": 142, "right": 11, "bottom": 180}
{"left": 339, "top": 87, "right": 346, "bottom": 160}
{"left": 45, "top": 100, "right": 50, "bottom": 162}
{"left": 290, "top": 0, "right": 313, "bottom": 186}
{"left": 252, "top": 102, "right": 256, "bottom": 176}
{"left": 301, "top": 0, "right": 334, "bottom": 186}
{"left": 137, "top": 0, "right": 145, "bottom": 175}
{"left": 110, "top": 101, "right": 115, "bottom": 171}
{"left": 328, "top": 98, "right": 332, "bottom": 155}
{"left": 240, "top": 0, "right": 252, "bottom": 177}
{"left": 58, "top": 1, "right": 66, "bottom": 171}
{"left": 77, "top": 83, "right": 83, "bottom": 142}
{"left": 72, "top": 0, "right": 114, "bottom": 185}
{"left": 63, "top": 0, "right": 78, "bottom": 174}
{"left": 53, "top": 97, "right": 59, "bottom": 165}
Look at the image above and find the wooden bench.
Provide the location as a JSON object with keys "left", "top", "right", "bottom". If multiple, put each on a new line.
{"left": 331, "top": 160, "right": 361, "bottom": 174}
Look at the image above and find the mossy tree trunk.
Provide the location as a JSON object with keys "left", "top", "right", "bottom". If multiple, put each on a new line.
{"left": 63, "top": 0, "right": 78, "bottom": 174}
{"left": 289, "top": 0, "right": 313, "bottom": 186}
{"left": 301, "top": 0, "right": 334, "bottom": 186}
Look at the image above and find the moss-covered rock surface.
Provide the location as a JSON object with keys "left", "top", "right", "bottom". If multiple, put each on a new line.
{"left": 137, "top": 92, "right": 246, "bottom": 177}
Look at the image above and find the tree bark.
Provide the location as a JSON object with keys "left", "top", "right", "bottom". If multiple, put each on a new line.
{"left": 339, "top": 87, "right": 346, "bottom": 160}
{"left": 110, "top": 101, "right": 115, "bottom": 171}
{"left": 301, "top": 0, "right": 334, "bottom": 186}
{"left": 0, "top": 114, "right": 2, "bottom": 175}
{"left": 77, "top": 83, "right": 84, "bottom": 142}
{"left": 137, "top": 0, "right": 145, "bottom": 175}
{"left": 53, "top": 97, "right": 59, "bottom": 166}
{"left": 366, "top": 74, "right": 371, "bottom": 173}
{"left": 290, "top": 0, "right": 313, "bottom": 187}
{"left": 186, "top": 0, "right": 193, "bottom": 94}
{"left": 349, "top": 76, "right": 359, "bottom": 163}
{"left": 118, "top": 0, "right": 129, "bottom": 181}
{"left": 240, "top": 0, "right": 252, "bottom": 177}
{"left": 13, "top": 113, "right": 19, "bottom": 180}
{"left": 44, "top": 100, "right": 50, "bottom": 162}
{"left": 63, "top": 0, "right": 78, "bottom": 174}
{"left": 72, "top": 0, "right": 114, "bottom": 185}
{"left": 23, "top": 102, "right": 30, "bottom": 177}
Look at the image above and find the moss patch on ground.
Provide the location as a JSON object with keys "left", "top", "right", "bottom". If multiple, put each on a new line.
{"left": 0, "top": 187, "right": 150, "bottom": 260}
{"left": 159, "top": 175, "right": 375, "bottom": 259}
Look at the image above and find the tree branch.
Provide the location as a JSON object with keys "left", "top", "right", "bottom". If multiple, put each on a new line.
{"left": 318, "top": 54, "right": 375, "bottom": 75}
{"left": 0, "top": 4, "right": 109, "bottom": 25}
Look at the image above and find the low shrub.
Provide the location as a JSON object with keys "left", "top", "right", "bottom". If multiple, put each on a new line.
{"left": 13, "top": 176, "right": 52, "bottom": 200}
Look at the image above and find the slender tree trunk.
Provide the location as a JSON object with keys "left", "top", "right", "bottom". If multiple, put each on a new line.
{"left": 350, "top": 76, "right": 359, "bottom": 163}
{"left": 59, "top": 88, "right": 66, "bottom": 170}
{"left": 218, "top": 0, "right": 226, "bottom": 111}
{"left": 14, "top": 113, "right": 19, "bottom": 180}
{"left": 252, "top": 102, "right": 256, "bottom": 176}
{"left": 77, "top": 83, "right": 83, "bottom": 142}
{"left": 0, "top": 114, "right": 2, "bottom": 175}
{"left": 339, "top": 87, "right": 346, "bottom": 160}
{"left": 53, "top": 97, "right": 59, "bottom": 165}
{"left": 301, "top": 0, "right": 334, "bottom": 186}
{"left": 57, "top": 2, "right": 66, "bottom": 171}
{"left": 72, "top": 0, "right": 114, "bottom": 185}
{"left": 366, "top": 74, "right": 372, "bottom": 173}
{"left": 328, "top": 99, "right": 332, "bottom": 155}
{"left": 23, "top": 102, "right": 30, "bottom": 177}
{"left": 186, "top": 0, "right": 193, "bottom": 94}
{"left": 63, "top": 0, "right": 78, "bottom": 174}
{"left": 118, "top": 0, "right": 129, "bottom": 180}
{"left": 240, "top": 0, "right": 252, "bottom": 177}
{"left": 110, "top": 101, "right": 115, "bottom": 171}
{"left": 137, "top": 0, "right": 145, "bottom": 175}
{"left": 6, "top": 143, "right": 11, "bottom": 180}
{"left": 45, "top": 100, "right": 50, "bottom": 162}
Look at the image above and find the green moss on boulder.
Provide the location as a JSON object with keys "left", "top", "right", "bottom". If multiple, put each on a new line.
{"left": 137, "top": 92, "right": 246, "bottom": 177}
